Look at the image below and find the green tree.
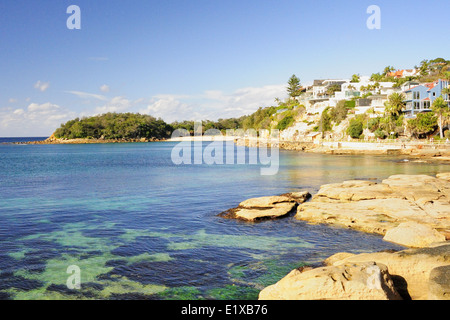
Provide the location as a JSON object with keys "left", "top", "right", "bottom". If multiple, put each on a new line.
{"left": 329, "top": 100, "right": 348, "bottom": 125}
{"left": 287, "top": 74, "right": 301, "bottom": 100}
{"left": 432, "top": 96, "right": 450, "bottom": 138}
{"left": 54, "top": 113, "right": 173, "bottom": 140}
{"left": 351, "top": 74, "right": 360, "bottom": 83}
{"left": 443, "top": 71, "right": 450, "bottom": 81}
{"left": 407, "top": 112, "right": 438, "bottom": 139}
{"left": 383, "top": 66, "right": 395, "bottom": 76}
{"left": 319, "top": 107, "right": 332, "bottom": 136}
{"left": 370, "top": 73, "right": 384, "bottom": 82}
{"left": 326, "top": 84, "right": 341, "bottom": 96}
{"left": 347, "top": 118, "right": 364, "bottom": 139}
{"left": 384, "top": 92, "right": 406, "bottom": 118}
{"left": 419, "top": 59, "right": 430, "bottom": 76}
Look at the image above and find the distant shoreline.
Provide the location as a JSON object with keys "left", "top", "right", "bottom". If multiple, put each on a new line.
{"left": 15, "top": 135, "right": 238, "bottom": 145}
{"left": 9, "top": 136, "right": 450, "bottom": 162}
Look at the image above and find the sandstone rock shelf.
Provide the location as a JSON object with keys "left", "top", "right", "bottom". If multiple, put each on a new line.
{"left": 296, "top": 173, "right": 450, "bottom": 247}
{"left": 220, "top": 173, "right": 450, "bottom": 300}
{"left": 218, "top": 191, "right": 311, "bottom": 222}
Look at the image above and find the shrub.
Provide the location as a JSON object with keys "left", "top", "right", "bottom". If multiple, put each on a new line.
{"left": 374, "top": 128, "right": 388, "bottom": 139}
{"left": 445, "top": 130, "right": 450, "bottom": 139}
{"left": 319, "top": 107, "right": 332, "bottom": 133}
{"left": 329, "top": 101, "right": 348, "bottom": 125}
{"left": 367, "top": 117, "right": 381, "bottom": 132}
{"left": 407, "top": 112, "right": 438, "bottom": 139}
{"left": 276, "top": 115, "right": 295, "bottom": 131}
{"left": 347, "top": 118, "right": 364, "bottom": 139}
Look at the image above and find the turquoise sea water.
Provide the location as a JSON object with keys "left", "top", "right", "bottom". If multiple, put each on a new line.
{"left": 0, "top": 140, "right": 448, "bottom": 300}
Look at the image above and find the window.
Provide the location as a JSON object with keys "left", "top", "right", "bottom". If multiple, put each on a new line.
{"left": 413, "top": 91, "right": 420, "bottom": 99}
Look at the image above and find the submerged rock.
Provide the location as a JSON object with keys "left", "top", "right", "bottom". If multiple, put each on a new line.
{"left": 219, "top": 191, "right": 310, "bottom": 222}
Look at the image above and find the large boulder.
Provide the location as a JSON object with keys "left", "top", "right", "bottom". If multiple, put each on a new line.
{"left": 219, "top": 191, "right": 310, "bottom": 222}
{"left": 259, "top": 262, "right": 402, "bottom": 300}
{"left": 324, "top": 242, "right": 450, "bottom": 300}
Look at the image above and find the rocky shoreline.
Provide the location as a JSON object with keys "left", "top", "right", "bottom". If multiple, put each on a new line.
{"left": 219, "top": 173, "right": 450, "bottom": 300}
{"left": 235, "top": 138, "right": 450, "bottom": 162}
{"left": 17, "top": 136, "right": 165, "bottom": 145}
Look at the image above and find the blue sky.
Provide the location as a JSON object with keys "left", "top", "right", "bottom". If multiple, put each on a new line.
{"left": 1, "top": 0, "right": 449, "bottom": 136}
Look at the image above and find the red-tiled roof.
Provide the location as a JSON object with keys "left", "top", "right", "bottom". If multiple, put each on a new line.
{"left": 388, "top": 70, "right": 404, "bottom": 78}
{"left": 425, "top": 82, "right": 438, "bottom": 91}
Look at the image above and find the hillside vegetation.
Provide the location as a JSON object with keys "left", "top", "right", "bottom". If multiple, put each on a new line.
{"left": 54, "top": 113, "right": 173, "bottom": 140}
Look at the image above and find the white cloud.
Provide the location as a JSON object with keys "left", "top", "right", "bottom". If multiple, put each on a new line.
{"left": 66, "top": 90, "right": 108, "bottom": 101}
{"left": 100, "top": 84, "right": 110, "bottom": 93}
{"left": 8, "top": 98, "right": 17, "bottom": 103}
{"left": 28, "top": 102, "right": 60, "bottom": 113}
{"left": 0, "top": 103, "right": 76, "bottom": 137}
{"left": 0, "top": 83, "right": 287, "bottom": 136}
{"left": 34, "top": 81, "right": 50, "bottom": 92}
{"left": 80, "top": 96, "right": 146, "bottom": 117}
{"left": 91, "top": 96, "right": 133, "bottom": 115}
{"left": 143, "top": 97, "right": 197, "bottom": 122}
{"left": 140, "top": 84, "right": 286, "bottom": 122}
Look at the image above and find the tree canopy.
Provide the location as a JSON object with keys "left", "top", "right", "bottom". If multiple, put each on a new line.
{"left": 287, "top": 74, "right": 302, "bottom": 100}
{"left": 431, "top": 96, "right": 450, "bottom": 138}
{"left": 54, "top": 113, "right": 173, "bottom": 140}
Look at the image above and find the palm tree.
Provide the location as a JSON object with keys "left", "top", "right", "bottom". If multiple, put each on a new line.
{"left": 383, "top": 92, "right": 406, "bottom": 135}
{"left": 432, "top": 96, "right": 449, "bottom": 138}
{"left": 383, "top": 66, "right": 395, "bottom": 76}
{"left": 419, "top": 60, "right": 430, "bottom": 76}
{"left": 384, "top": 92, "right": 406, "bottom": 118}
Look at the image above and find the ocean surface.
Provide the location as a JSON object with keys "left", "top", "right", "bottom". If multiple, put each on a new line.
{"left": 0, "top": 140, "right": 448, "bottom": 300}
{"left": 0, "top": 137, "right": 48, "bottom": 144}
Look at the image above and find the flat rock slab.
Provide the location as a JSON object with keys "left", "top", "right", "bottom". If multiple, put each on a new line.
{"left": 259, "top": 261, "right": 402, "bottom": 300}
{"left": 234, "top": 202, "right": 297, "bottom": 221}
{"left": 296, "top": 173, "right": 450, "bottom": 247}
{"left": 324, "top": 242, "right": 450, "bottom": 300}
{"left": 219, "top": 191, "right": 310, "bottom": 222}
